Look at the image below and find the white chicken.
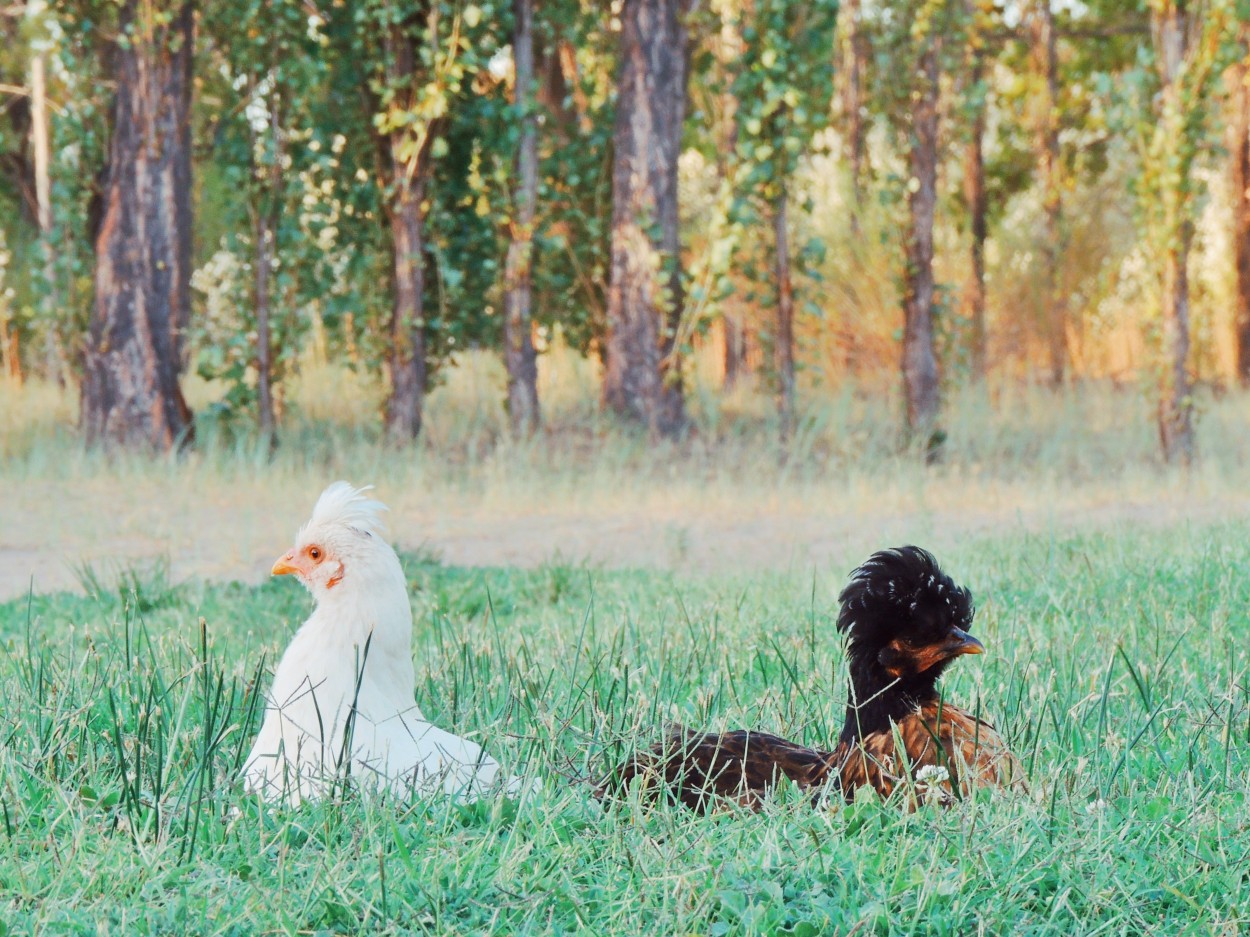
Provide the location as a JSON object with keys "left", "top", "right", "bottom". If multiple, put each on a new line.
{"left": 242, "top": 481, "right": 518, "bottom": 805}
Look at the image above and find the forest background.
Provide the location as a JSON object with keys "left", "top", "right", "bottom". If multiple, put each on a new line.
{"left": 2, "top": 0, "right": 1248, "bottom": 465}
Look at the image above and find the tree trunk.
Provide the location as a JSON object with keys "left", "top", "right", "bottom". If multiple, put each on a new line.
{"left": 0, "top": 303, "right": 17, "bottom": 382}
{"left": 31, "top": 43, "right": 59, "bottom": 386}
{"left": 381, "top": 22, "right": 432, "bottom": 444}
{"left": 717, "top": 3, "right": 747, "bottom": 391}
{"left": 902, "top": 39, "right": 942, "bottom": 456}
{"left": 963, "top": 49, "right": 988, "bottom": 381}
{"left": 723, "top": 313, "right": 745, "bottom": 391}
{"left": 385, "top": 160, "right": 429, "bottom": 443}
{"left": 1154, "top": 4, "right": 1195, "bottom": 463}
{"left": 503, "top": 0, "right": 541, "bottom": 436}
{"left": 603, "top": 0, "right": 689, "bottom": 438}
{"left": 1230, "top": 44, "right": 1250, "bottom": 385}
{"left": 80, "top": 0, "right": 195, "bottom": 451}
{"left": 773, "top": 188, "right": 795, "bottom": 437}
{"left": 250, "top": 80, "right": 283, "bottom": 449}
{"left": 254, "top": 215, "right": 277, "bottom": 446}
{"left": 1158, "top": 228, "right": 1194, "bottom": 463}
{"left": 1031, "top": 0, "right": 1065, "bottom": 386}
{"left": 0, "top": 227, "right": 19, "bottom": 379}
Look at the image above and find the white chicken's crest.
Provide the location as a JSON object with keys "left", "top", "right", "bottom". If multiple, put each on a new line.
{"left": 303, "top": 481, "right": 388, "bottom": 539}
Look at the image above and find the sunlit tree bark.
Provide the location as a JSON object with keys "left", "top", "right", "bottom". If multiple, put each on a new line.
{"left": 602, "top": 0, "right": 691, "bottom": 438}
{"left": 81, "top": 0, "right": 195, "bottom": 450}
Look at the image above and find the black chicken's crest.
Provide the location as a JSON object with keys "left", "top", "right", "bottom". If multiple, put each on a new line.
{"left": 835, "top": 546, "right": 974, "bottom": 656}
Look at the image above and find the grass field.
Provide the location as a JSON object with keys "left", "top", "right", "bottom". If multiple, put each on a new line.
{"left": 4, "top": 520, "right": 1250, "bottom": 933}
{"left": 3, "top": 365, "right": 1250, "bottom": 934}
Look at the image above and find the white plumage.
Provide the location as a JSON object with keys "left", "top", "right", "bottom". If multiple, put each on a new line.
{"left": 242, "top": 482, "right": 519, "bottom": 804}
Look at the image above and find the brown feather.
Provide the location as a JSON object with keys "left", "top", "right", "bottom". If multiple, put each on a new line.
{"left": 832, "top": 701, "right": 1026, "bottom": 805}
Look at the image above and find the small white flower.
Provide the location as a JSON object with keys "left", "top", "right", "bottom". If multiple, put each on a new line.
{"left": 916, "top": 764, "right": 949, "bottom": 786}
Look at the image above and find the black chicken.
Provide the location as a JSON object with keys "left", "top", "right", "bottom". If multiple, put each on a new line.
{"left": 607, "top": 546, "right": 1026, "bottom": 809}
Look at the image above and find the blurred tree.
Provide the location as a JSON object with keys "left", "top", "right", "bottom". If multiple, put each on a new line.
{"left": 1135, "top": 0, "right": 1228, "bottom": 463}
{"left": 28, "top": 2, "right": 57, "bottom": 387}
{"left": 867, "top": 0, "right": 964, "bottom": 455}
{"left": 80, "top": 0, "right": 195, "bottom": 450}
{"left": 1028, "top": 0, "right": 1067, "bottom": 386}
{"left": 0, "top": 9, "right": 36, "bottom": 229}
{"left": 991, "top": 1, "right": 1140, "bottom": 378}
{"left": 731, "top": 0, "right": 838, "bottom": 436}
{"left": 960, "top": 0, "right": 995, "bottom": 381}
{"left": 837, "top": 0, "right": 867, "bottom": 236}
{"left": 1229, "top": 22, "right": 1250, "bottom": 385}
{"left": 502, "top": 0, "right": 540, "bottom": 435}
{"left": 1, "top": 4, "right": 110, "bottom": 386}
{"left": 527, "top": 6, "right": 615, "bottom": 361}
{"left": 371, "top": 1, "right": 440, "bottom": 443}
{"left": 358, "top": 0, "right": 507, "bottom": 443}
{"left": 710, "top": 0, "right": 747, "bottom": 391}
{"left": 200, "top": 0, "right": 333, "bottom": 449}
{"left": 904, "top": 20, "right": 942, "bottom": 453}
{"left": 0, "top": 228, "right": 16, "bottom": 380}
{"left": 603, "top": 0, "right": 692, "bottom": 438}
{"left": 0, "top": 8, "right": 28, "bottom": 380}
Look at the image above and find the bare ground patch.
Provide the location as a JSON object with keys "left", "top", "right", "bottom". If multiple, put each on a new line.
{"left": 3, "top": 473, "right": 1246, "bottom": 600}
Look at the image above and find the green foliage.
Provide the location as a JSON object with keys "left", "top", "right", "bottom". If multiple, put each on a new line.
{"left": 529, "top": 4, "right": 618, "bottom": 353}
{"left": 5, "top": 0, "right": 1250, "bottom": 441}
{"left": 194, "top": 0, "right": 335, "bottom": 421}
{"left": 732, "top": 1, "right": 839, "bottom": 204}
{"left": 351, "top": 2, "right": 498, "bottom": 382}
{"left": 0, "top": 4, "right": 109, "bottom": 377}
{"left": 1109, "top": 0, "right": 1234, "bottom": 453}
{"left": 700, "top": 2, "right": 838, "bottom": 392}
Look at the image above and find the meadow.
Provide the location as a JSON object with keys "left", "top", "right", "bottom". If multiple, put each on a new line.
{"left": 2, "top": 359, "right": 1250, "bottom": 934}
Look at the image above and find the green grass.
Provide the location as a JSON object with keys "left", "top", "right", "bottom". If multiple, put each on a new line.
{"left": 3, "top": 525, "right": 1250, "bottom": 935}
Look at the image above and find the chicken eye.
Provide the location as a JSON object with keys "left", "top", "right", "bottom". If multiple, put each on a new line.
{"left": 309, "top": 547, "right": 322, "bottom": 561}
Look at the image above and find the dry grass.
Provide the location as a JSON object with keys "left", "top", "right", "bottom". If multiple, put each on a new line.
{"left": 2, "top": 350, "right": 1248, "bottom": 600}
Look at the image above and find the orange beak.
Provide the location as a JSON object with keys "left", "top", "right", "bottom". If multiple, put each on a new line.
{"left": 945, "top": 627, "right": 984, "bottom": 657}
{"left": 272, "top": 551, "right": 303, "bottom": 577}
{"left": 896, "top": 627, "right": 985, "bottom": 675}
